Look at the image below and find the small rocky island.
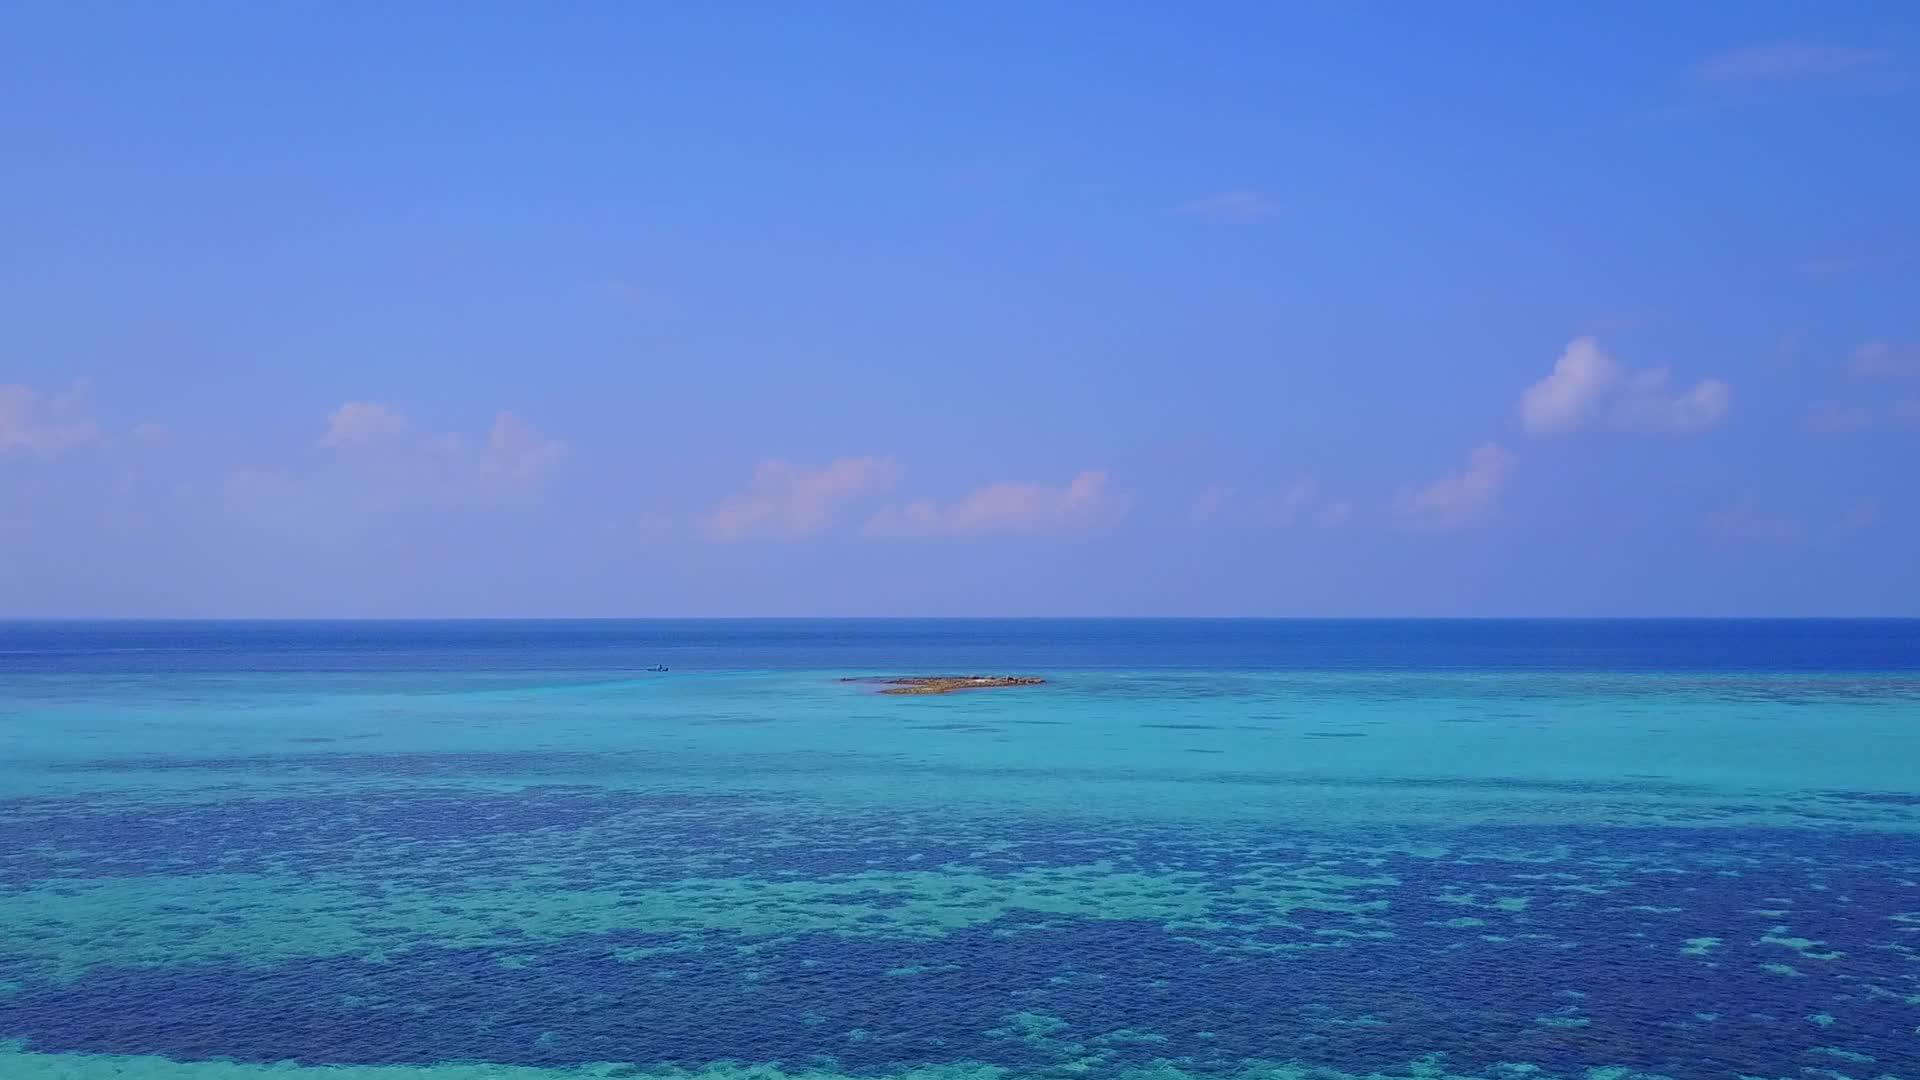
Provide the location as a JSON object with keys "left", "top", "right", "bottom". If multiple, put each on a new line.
{"left": 844, "top": 676, "right": 1046, "bottom": 696}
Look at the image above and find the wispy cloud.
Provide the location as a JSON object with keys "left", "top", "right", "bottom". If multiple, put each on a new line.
{"left": 222, "top": 465, "right": 300, "bottom": 503}
{"left": 1610, "top": 368, "right": 1734, "bottom": 433}
{"left": 1190, "top": 483, "right": 1234, "bottom": 525}
{"left": 1695, "top": 42, "right": 1890, "bottom": 83}
{"left": 1252, "top": 480, "right": 1318, "bottom": 527}
{"left": 1518, "top": 337, "right": 1729, "bottom": 435}
{"left": 867, "top": 469, "right": 1130, "bottom": 537}
{"left": 1833, "top": 498, "right": 1880, "bottom": 538}
{"left": 1706, "top": 505, "right": 1804, "bottom": 546}
{"left": 1804, "top": 403, "right": 1877, "bottom": 435}
{"left": 1712, "top": 499, "right": 1882, "bottom": 545}
{"left": 702, "top": 457, "right": 901, "bottom": 541}
{"left": 1814, "top": 339, "right": 1920, "bottom": 432}
{"left": 479, "top": 412, "right": 567, "bottom": 487}
{"left": 289, "top": 402, "right": 567, "bottom": 509}
{"left": 1189, "top": 480, "right": 1326, "bottom": 528}
{"left": 1799, "top": 253, "right": 1905, "bottom": 277}
{"left": 0, "top": 380, "right": 101, "bottom": 458}
{"left": 319, "top": 402, "right": 409, "bottom": 449}
{"left": 1853, "top": 341, "right": 1920, "bottom": 379}
{"left": 598, "top": 279, "right": 673, "bottom": 317}
{"left": 1176, "top": 190, "right": 1279, "bottom": 222}
{"left": 1806, "top": 395, "right": 1920, "bottom": 434}
{"left": 129, "top": 422, "right": 176, "bottom": 448}
{"left": 1396, "top": 443, "right": 1515, "bottom": 530}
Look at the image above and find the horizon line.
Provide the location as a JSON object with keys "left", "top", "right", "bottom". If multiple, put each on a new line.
{"left": 4, "top": 615, "right": 1918, "bottom": 623}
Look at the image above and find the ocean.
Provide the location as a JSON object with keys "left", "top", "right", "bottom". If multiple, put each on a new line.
{"left": 1, "top": 619, "right": 1916, "bottom": 1080}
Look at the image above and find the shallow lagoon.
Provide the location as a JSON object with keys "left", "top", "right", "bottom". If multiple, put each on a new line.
{"left": 2, "top": 621, "right": 1917, "bottom": 1079}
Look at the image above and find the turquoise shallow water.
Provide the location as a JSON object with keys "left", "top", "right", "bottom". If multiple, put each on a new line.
{"left": 1, "top": 621, "right": 1918, "bottom": 1080}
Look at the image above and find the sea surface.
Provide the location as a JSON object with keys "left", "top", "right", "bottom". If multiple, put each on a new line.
{"left": 1, "top": 619, "right": 1917, "bottom": 1080}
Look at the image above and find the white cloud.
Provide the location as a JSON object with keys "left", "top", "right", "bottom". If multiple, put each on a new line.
{"left": 1176, "top": 190, "right": 1279, "bottom": 221}
{"left": 320, "top": 402, "right": 409, "bottom": 448}
{"left": 867, "top": 469, "right": 1130, "bottom": 537}
{"left": 1853, "top": 341, "right": 1920, "bottom": 379}
{"left": 702, "top": 457, "right": 901, "bottom": 541}
{"left": 1397, "top": 443, "right": 1515, "bottom": 530}
{"left": 0, "top": 381, "right": 100, "bottom": 457}
{"left": 1695, "top": 42, "right": 1889, "bottom": 83}
{"left": 479, "top": 411, "right": 566, "bottom": 486}
{"left": 1518, "top": 338, "right": 1617, "bottom": 434}
{"left": 1517, "top": 337, "right": 1729, "bottom": 435}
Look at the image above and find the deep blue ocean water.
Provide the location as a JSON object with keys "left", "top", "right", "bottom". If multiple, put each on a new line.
{"left": 1, "top": 620, "right": 1917, "bottom": 1080}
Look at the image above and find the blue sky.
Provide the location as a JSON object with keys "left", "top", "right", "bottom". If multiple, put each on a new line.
{"left": 3, "top": 3, "right": 1917, "bottom": 616}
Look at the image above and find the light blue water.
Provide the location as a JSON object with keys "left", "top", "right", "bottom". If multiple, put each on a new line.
{"left": 1, "top": 620, "right": 1917, "bottom": 1080}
